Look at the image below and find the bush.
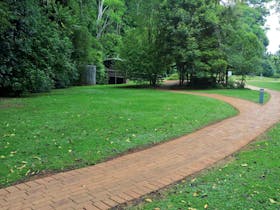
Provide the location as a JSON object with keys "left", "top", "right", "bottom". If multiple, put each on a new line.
{"left": 166, "top": 73, "right": 179, "bottom": 80}
{"left": 271, "top": 74, "right": 280, "bottom": 79}
{"left": 0, "top": 0, "right": 77, "bottom": 96}
{"left": 190, "top": 77, "right": 216, "bottom": 88}
{"left": 227, "top": 78, "right": 245, "bottom": 89}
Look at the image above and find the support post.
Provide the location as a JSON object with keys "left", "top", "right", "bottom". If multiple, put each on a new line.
{"left": 259, "top": 88, "right": 264, "bottom": 104}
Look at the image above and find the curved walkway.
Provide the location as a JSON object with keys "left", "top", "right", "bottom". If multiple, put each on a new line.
{"left": 1, "top": 88, "right": 280, "bottom": 210}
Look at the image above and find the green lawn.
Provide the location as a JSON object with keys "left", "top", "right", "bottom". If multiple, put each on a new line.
{"left": 231, "top": 75, "right": 280, "bottom": 82}
{"left": 0, "top": 85, "right": 237, "bottom": 187}
{"left": 245, "top": 76, "right": 280, "bottom": 82}
{"left": 247, "top": 81, "right": 280, "bottom": 91}
{"left": 130, "top": 123, "right": 280, "bottom": 210}
{"left": 230, "top": 75, "right": 280, "bottom": 91}
{"left": 193, "top": 89, "right": 269, "bottom": 104}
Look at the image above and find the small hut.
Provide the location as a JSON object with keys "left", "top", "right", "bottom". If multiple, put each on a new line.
{"left": 104, "top": 58, "right": 126, "bottom": 84}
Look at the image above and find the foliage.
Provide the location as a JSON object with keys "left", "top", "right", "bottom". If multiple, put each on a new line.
{"left": 166, "top": 73, "right": 179, "bottom": 80}
{"left": 0, "top": 0, "right": 273, "bottom": 94}
{"left": 155, "top": 0, "right": 268, "bottom": 87}
{"left": 267, "top": 51, "right": 280, "bottom": 76}
{"left": 118, "top": 0, "right": 167, "bottom": 86}
{"left": 0, "top": 0, "right": 77, "bottom": 95}
{"left": 261, "top": 55, "right": 276, "bottom": 77}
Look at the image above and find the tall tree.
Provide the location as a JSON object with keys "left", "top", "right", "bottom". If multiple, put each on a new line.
{"left": 119, "top": 0, "right": 166, "bottom": 86}
{"left": 0, "top": 0, "right": 77, "bottom": 95}
{"left": 222, "top": 2, "right": 268, "bottom": 85}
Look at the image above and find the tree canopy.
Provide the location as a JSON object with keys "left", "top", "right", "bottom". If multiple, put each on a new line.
{"left": 0, "top": 0, "right": 277, "bottom": 95}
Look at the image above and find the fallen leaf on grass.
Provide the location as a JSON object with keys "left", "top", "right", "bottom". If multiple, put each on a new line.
{"left": 32, "top": 156, "right": 41, "bottom": 161}
{"left": 204, "top": 204, "right": 208, "bottom": 209}
{"left": 145, "top": 198, "right": 152, "bottom": 203}
{"left": 193, "top": 192, "right": 199, "bottom": 197}
{"left": 17, "top": 164, "right": 26, "bottom": 170}
{"left": 241, "top": 163, "right": 248, "bottom": 167}
{"left": 30, "top": 171, "right": 37, "bottom": 175}
{"left": 269, "top": 198, "right": 279, "bottom": 204}
{"left": 126, "top": 138, "right": 131, "bottom": 143}
{"left": 25, "top": 169, "right": 30, "bottom": 176}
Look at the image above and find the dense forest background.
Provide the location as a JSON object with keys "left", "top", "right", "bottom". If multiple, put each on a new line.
{"left": 0, "top": 0, "right": 280, "bottom": 95}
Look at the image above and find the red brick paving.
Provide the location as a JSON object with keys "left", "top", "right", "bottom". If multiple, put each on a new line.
{"left": 1, "top": 87, "right": 280, "bottom": 210}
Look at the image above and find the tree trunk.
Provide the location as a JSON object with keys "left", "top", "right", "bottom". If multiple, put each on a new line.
{"left": 225, "top": 69, "right": 229, "bottom": 86}
{"left": 96, "top": 0, "right": 110, "bottom": 38}
{"left": 179, "top": 70, "right": 185, "bottom": 86}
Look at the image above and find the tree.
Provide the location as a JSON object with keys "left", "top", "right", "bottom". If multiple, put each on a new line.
{"left": 158, "top": 0, "right": 226, "bottom": 86}
{"left": 0, "top": 0, "right": 77, "bottom": 95}
{"left": 96, "top": 0, "right": 125, "bottom": 38}
{"left": 118, "top": 0, "right": 166, "bottom": 86}
{"left": 221, "top": 2, "right": 267, "bottom": 85}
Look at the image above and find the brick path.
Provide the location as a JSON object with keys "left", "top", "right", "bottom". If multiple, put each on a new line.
{"left": 1, "top": 87, "right": 280, "bottom": 210}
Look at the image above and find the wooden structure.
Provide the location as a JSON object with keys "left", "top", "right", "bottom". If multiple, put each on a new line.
{"left": 106, "top": 69, "right": 126, "bottom": 84}
{"left": 104, "top": 59, "right": 126, "bottom": 84}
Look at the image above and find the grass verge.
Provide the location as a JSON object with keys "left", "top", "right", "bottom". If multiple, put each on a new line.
{"left": 130, "top": 122, "right": 280, "bottom": 210}
{"left": 193, "top": 89, "right": 269, "bottom": 104}
{"left": 231, "top": 75, "right": 280, "bottom": 82}
{"left": 247, "top": 81, "right": 280, "bottom": 91}
{"left": 0, "top": 85, "right": 237, "bottom": 187}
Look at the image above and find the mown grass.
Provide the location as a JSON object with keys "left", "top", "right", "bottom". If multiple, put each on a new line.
{"left": 245, "top": 76, "right": 280, "bottom": 82}
{"left": 242, "top": 75, "right": 280, "bottom": 91}
{"left": 130, "top": 123, "right": 280, "bottom": 210}
{"left": 247, "top": 81, "right": 280, "bottom": 91}
{"left": 0, "top": 85, "right": 237, "bottom": 187}
{"left": 231, "top": 75, "right": 280, "bottom": 91}
{"left": 231, "top": 75, "right": 280, "bottom": 82}
{"left": 193, "top": 89, "right": 270, "bottom": 104}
